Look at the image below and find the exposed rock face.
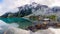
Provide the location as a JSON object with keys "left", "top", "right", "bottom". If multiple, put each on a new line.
{"left": 12, "top": 27, "right": 60, "bottom": 34}
{"left": 4, "top": 27, "right": 31, "bottom": 34}
{"left": 3, "top": 27, "right": 56, "bottom": 34}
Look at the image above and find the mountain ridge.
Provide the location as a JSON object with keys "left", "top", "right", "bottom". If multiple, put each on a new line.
{"left": 1, "top": 2, "right": 60, "bottom": 18}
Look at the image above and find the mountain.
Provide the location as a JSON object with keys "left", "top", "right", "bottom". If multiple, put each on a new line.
{"left": 1, "top": 2, "right": 60, "bottom": 18}
{"left": 52, "top": 6, "right": 60, "bottom": 13}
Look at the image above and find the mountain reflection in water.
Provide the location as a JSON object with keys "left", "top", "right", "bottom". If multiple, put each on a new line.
{"left": 0, "top": 18, "right": 32, "bottom": 29}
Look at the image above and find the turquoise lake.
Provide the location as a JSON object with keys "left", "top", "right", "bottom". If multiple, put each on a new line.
{"left": 0, "top": 18, "right": 32, "bottom": 29}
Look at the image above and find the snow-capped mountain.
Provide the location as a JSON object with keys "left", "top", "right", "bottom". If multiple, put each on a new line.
{"left": 1, "top": 2, "right": 60, "bottom": 17}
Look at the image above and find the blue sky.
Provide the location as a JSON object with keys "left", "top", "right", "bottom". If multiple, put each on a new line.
{"left": 0, "top": 0, "right": 3, "bottom": 3}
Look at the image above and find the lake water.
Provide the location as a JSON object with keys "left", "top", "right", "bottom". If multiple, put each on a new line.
{"left": 0, "top": 18, "right": 32, "bottom": 29}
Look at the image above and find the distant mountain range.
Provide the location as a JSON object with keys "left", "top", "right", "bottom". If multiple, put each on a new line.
{"left": 1, "top": 2, "right": 60, "bottom": 18}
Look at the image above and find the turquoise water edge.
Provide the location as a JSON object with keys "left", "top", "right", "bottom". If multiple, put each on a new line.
{"left": 0, "top": 18, "right": 32, "bottom": 29}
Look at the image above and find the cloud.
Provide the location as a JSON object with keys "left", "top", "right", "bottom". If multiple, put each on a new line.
{"left": 51, "top": 0, "right": 60, "bottom": 7}
{"left": 0, "top": 0, "right": 31, "bottom": 16}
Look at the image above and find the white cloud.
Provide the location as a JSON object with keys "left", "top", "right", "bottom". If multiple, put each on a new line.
{"left": 51, "top": 0, "right": 60, "bottom": 7}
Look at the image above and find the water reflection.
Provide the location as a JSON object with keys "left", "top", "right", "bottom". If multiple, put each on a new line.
{"left": 0, "top": 18, "right": 32, "bottom": 29}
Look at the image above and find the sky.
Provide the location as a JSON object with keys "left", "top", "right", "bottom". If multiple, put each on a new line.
{"left": 0, "top": 0, "right": 60, "bottom": 16}
{"left": 0, "top": 0, "right": 3, "bottom": 3}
